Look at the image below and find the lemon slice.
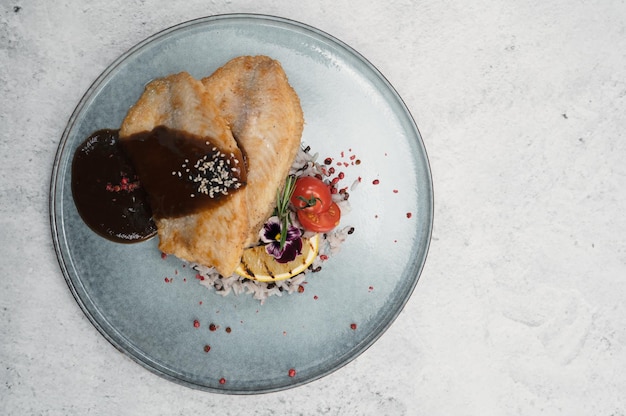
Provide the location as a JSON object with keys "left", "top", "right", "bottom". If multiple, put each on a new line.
{"left": 235, "top": 234, "right": 320, "bottom": 282}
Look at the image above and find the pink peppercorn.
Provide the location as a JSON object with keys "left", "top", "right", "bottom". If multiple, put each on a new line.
{"left": 288, "top": 368, "right": 296, "bottom": 377}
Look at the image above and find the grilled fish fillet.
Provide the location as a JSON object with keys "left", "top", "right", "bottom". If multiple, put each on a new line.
{"left": 119, "top": 72, "right": 249, "bottom": 277}
{"left": 202, "top": 56, "right": 304, "bottom": 246}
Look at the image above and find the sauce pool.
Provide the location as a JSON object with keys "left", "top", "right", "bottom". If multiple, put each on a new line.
{"left": 71, "top": 129, "right": 157, "bottom": 243}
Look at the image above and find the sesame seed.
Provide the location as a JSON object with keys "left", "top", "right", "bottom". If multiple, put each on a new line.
{"left": 179, "top": 149, "right": 243, "bottom": 198}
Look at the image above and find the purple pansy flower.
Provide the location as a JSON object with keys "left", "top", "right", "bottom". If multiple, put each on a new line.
{"left": 260, "top": 216, "right": 303, "bottom": 263}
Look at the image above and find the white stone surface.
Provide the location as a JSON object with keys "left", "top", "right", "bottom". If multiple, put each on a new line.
{"left": 2, "top": 0, "right": 626, "bottom": 414}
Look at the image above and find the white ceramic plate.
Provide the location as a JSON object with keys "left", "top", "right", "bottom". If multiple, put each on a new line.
{"left": 50, "top": 14, "right": 433, "bottom": 394}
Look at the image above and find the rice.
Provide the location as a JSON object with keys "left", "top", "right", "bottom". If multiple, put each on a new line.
{"left": 193, "top": 145, "right": 354, "bottom": 303}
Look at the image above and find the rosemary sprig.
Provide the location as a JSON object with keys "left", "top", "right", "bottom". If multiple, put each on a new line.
{"left": 276, "top": 175, "right": 297, "bottom": 249}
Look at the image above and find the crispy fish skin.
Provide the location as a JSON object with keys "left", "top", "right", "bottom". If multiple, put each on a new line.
{"left": 202, "top": 56, "right": 304, "bottom": 246}
{"left": 119, "top": 72, "right": 249, "bottom": 277}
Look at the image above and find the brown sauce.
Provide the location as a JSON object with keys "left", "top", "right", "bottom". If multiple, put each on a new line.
{"left": 71, "top": 129, "right": 157, "bottom": 243}
{"left": 119, "top": 126, "right": 246, "bottom": 218}
{"left": 71, "top": 126, "right": 247, "bottom": 244}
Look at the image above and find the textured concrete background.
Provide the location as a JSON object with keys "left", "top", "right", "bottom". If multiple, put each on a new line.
{"left": 2, "top": 0, "right": 626, "bottom": 414}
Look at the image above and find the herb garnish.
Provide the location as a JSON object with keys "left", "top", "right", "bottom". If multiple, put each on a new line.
{"left": 275, "top": 175, "right": 297, "bottom": 249}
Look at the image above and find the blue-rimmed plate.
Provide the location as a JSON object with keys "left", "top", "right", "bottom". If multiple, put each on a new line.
{"left": 50, "top": 14, "right": 433, "bottom": 394}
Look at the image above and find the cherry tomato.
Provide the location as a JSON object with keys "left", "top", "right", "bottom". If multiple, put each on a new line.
{"left": 297, "top": 201, "right": 341, "bottom": 233}
{"left": 290, "top": 176, "right": 332, "bottom": 214}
